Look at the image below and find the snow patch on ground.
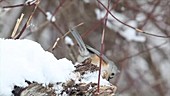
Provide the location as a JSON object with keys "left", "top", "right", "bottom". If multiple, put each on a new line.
{"left": 0, "top": 39, "right": 74, "bottom": 95}
{"left": 0, "top": 38, "right": 111, "bottom": 95}
{"left": 81, "top": 72, "right": 110, "bottom": 86}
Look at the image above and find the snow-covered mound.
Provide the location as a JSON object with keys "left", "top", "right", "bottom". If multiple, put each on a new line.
{"left": 0, "top": 39, "right": 75, "bottom": 95}
{"left": 0, "top": 39, "right": 114, "bottom": 96}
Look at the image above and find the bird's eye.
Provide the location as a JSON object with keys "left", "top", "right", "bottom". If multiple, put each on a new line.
{"left": 111, "top": 73, "right": 115, "bottom": 76}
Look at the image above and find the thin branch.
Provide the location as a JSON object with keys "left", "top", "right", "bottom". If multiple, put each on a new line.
{"left": 51, "top": 22, "right": 64, "bottom": 35}
{"left": 3, "top": 4, "right": 24, "bottom": 8}
{"left": 37, "top": 6, "right": 64, "bottom": 35}
{"left": 52, "top": 0, "right": 66, "bottom": 16}
{"left": 117, "top": 41, "right": 168, "bottom": 63}
{"left": 97, "top": 0, "right": 170, "bottom": 38}
{"left": 11, "top": 13, "right": 24, "bottom": 38}
{"left": 2, "top": 0, "right": 39, "bottom": 8}
{"left": 37, "top": 6, "right": 46, "bottom": 16}
{"left": 81, "top": 18, "right": 103, "bottom": 38}
{"left": 82, "top": 0, "right": 120, "bottom": 38}
{"left": 49, "top": 22, "right": 84, "bottom": 51}
{"left": 21, "top": 21, "right": 50, "bottom": 39}
{"left": 97, "top": 0, "right": 110, "bottom": 93}
{"left": 14, "top": 0, "right": 41, "bottom": 39}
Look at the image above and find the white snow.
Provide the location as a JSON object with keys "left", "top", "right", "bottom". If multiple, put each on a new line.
{"left": 46, "top": 12, "right": 56, "bottom": 22}
{"left": 64, "top": 36, "right": 74, "bottom": 46}
{"left": 136, "top": 13, "right": 146, "bottom": 22}
{"left": 83, "top": 0, "right": 90, "bottom": 3}
{"left": 81, "top": 72, "right": 111, "bottom": 86}
{"left": 25, "top": 0, "right": 37, "bottom": 5}
{"left": 0, "top": 38, "right": 111, "bottom": 95}
{"left": 0, "top": 39, "right": 74, "bottom": 95}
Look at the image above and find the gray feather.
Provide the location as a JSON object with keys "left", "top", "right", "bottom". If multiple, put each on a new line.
{"left": 70, "top": 28, "right": 89, "bottom": 57}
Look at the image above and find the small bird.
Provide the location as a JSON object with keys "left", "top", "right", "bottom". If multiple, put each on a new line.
{"left": 70, "top": 28, "right": 119, "bottom": 80}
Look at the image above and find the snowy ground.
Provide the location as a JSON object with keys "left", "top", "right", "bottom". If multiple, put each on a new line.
{"left": 0, "top": 38, "right": 111, "bottom": 96}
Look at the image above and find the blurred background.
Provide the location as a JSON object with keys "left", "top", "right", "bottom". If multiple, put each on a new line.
{"left": 0, "top": 0, "right": 170, "bottom": 96}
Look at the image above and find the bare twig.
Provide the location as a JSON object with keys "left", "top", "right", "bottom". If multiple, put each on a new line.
{"left": 97, "top": 0, "right": 110, "bottom": 93}
{"left": 52, "top": 0, "right": 66, "bottom": 16}
{"left": 21, "top": 21, "right": 50, "bottom": 39}
{"left": 14, "top": 0, "right": 41, "bottom": 39}
{"left": 117, "top": 41, "right": 168, "bottom": 63}
{"left": 82, "top": 0, "right": 121, "bottom": 38}
{"left": 50, "top": 22, "right": 84, "bottom": 51}
{"left": 3, "top": 4, "right": 24, "bottom": 8}
{"left": 97, "top": 0, "right": 170, "bottom": 38}
{"left": 11, "top": 13, "right": 24, "bottom": 38}
{"left": 37, "top": 6, "right": 64, "bottom": 35}
{"left": 2, "top": 0, "right": 39, "bottom": 8}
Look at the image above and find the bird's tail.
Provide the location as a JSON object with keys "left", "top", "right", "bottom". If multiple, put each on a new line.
{"left": 70, "top": 28, "right": 89, "bottom": 57}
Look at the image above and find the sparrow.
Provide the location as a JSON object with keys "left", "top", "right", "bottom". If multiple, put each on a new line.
{"left": 70, "top": 28, "right": 119, "bottom": 80}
